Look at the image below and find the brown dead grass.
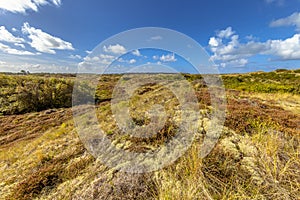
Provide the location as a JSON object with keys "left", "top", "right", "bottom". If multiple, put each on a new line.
{"left": 225, "top": 90, "right": 300, "bottom": 136}
{"left": 0, "top": 108, "right": 72, "bottom": 148}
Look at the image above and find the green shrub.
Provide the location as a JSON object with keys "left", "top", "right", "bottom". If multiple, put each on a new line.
{"left": 222, "top": 71, "right": 300, "bottom": 95}
{"left": 0, "top": 75, "right": 92, "bottom": 115}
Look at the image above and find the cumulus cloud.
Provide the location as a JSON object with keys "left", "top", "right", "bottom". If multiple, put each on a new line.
{"left": 117, "top": 57, "right": 136, "bottom": 65}
{"left": 160, "top": 53, "right": 177, "bottom": 62}
{"left": 83, "top": 54, "right": 116, "bottom": 66}
{"left": 220, "top": 59, "right": 248, "bottom": 68}
{"left": 129, "top": 59, "right": 136, "bottom": 64}
{"left": 209, "top": 26, "right": 300, "bottom": 67}
{"left": 0, "top": 0, "right": 61, "bottom": 14}
{"left": 208, "top": 37, "right": 220, "bottom": 47}
{"left": 98, "top": 54, "right": 115, "bottom": 60}
{"left": 270, "top": 12, "right": 300, "bottom": 32}
{"left": 22, "top": 22, "right": 74, "bottom": 54}
{"left": 69, "top": 54, "right": 82, "bottom": 59}
{"left": 103, "top": 44, "right": 127, "bottom": 55}
{"left": 98, "top": 54, "right": 116, "bottom": 64}
{"left": 266, "top": 34, "right": 300, "bottom": 60}
{"left": 217, "top": 27, "right": 235, "bottom": 38}
{"left": 0, "top": 42, "right": 35, "bottom": 55}
{"left": 83, "top": 56, "right": 100, "bottom": 62}
{"left": 0, "top": 26, "right": 25, "bottom": 43}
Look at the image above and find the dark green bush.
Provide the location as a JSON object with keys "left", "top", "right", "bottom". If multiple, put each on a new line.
{"left": 275, "top": 69, "right": 289, "bottom": 73}
{"left": 222, "top": 70, "right": 300, "bottom": 95}
{"left": 0, "top": 75, "right": 93, "bottom": 115}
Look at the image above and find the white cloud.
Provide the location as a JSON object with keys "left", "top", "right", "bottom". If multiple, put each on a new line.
{"left": 270, "top": 12, "right": 300, "bottom": 32}
{"left": 11, "top": 28, "right": 17, "bottom": 32}
{"left": 160, "top": 53, "right": 177, "bottom": 62}
{"left": 77, "top": 60, "right": 106, "bottom": 73}
{"left": 209, "top": 26, "right": 300, "bottom": 67}
{"left": 217, "top": 27, "right": 235, "bottom": 38}
{"left": 129, "top": 59, "right": 136, "bottom": 64}
{"left": 0, "top": 26, "right": 25, "bottom": 43}
{"left": 99, "top": 54, "right": 115, "bottom": 60}
{"left": 14, "top": 43, "right": 25, "bottom": 48}
{"left": 0, "top": 0, "right": 61, "bottom": 14}
{"left": 69, "top": 54, "right": 82, "bottom": 59}
{"left": 51, "top": 0, "right": 61, "bottom": 6}
{"left": 153, "top": 55, "right": 159, "bottom": 60}
{"left": 103, "top": 44, "right": 126, "bottom": 55}
{"left": 100, "top": 54, "right": 116, "bottom": 64}
{"left": 153, "top": 54, "right": 177, "bottom": 62}
{"left": 245, "top": 35, "right": 255, "bottom": 41}
{"left": 83, "top": 54, "right": 116, "bottom": 65}
{"left": 209, "top": 31, "right": 259, "bottom": 67}
{"left": 132, "top": 49, "right": 141, "bottom": 56}
{"left": 85, "top": 50, "right": 92, "bottom": 54}
{"left": 22, "top": 22, "right": 74, "bottom": 54}
{"left": 0, "top": 61, "right": 6, "bottom": 65}
{"left": 266, "top": 34, "right": 300, "bottom": 60}
{"left": 220, "top": 59, "right": 248, "bottom": 68}
{"left": 0, "top": 42, "right": 35, "bottom": 55}
{"left": 84, "top": 56, "right": 99, "bottom": 62}
{"left": 117, "top": 57, "right": 136, "bottom": 64}
{"left": 0, "top": 51, "right": 79, "bottom": 73}
{"left": 209, "top": 37, "right": 220, "bottom": 47}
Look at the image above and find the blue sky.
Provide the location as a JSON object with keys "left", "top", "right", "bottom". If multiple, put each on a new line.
{"left": 0, "top": 0, "right": 300, "bottom": 73}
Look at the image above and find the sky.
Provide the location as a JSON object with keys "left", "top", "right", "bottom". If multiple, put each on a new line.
{"left": 0, "top": 0, "right": 300, "bottom": 74}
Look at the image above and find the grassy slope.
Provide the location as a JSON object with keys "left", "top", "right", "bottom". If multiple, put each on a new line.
{"left": 0, "top": 70, "right": 299, "bottom": 199}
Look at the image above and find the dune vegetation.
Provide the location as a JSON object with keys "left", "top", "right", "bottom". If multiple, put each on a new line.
{"left": 0, "top": 69, "right": 299, "bottom": 199}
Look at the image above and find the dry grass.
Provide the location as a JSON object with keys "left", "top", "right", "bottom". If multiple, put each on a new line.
{"left": 154, "top": 120, "right": 300, "bottom": 199}
{"left": 0, "top": 108, "right": 72, "bottom": 148}
{"left": 0, "top": 72, "right": 299, "bottom": 199}
{"left": 248, "top": 92, "right": 300, "bottom": 114}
